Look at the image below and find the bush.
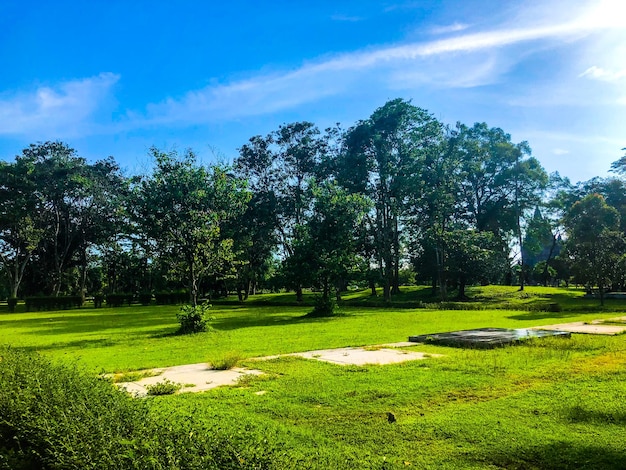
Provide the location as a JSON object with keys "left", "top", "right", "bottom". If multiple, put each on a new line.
{"left": 209, "top": 352, "right": 243, "bottom": 370}
{"left": 24, "top": 296, "right": 83, "bottom": 312}
{"left": 138, "top": 292, "right": 153, "bottom": 306}
{"left": 155, "top": 290, "right": 189, "bottom": 305}
{"left": 0, "top": 347, "right": 271, "bottom": 469}
{"left": 146, "top": 379, "right": 181, "bottom": 396}
{"left": 105, "top": 293, "right": 131, "bottom": 307}
{"left": 93, "top": 294, "right": 104, "bottom": 308}
{"left": 7, "top": 298, "right": 17, "bottom": 313}
{"left": 176, "top": 303, "right": 213, "bottom": 334}
{"left": 308, "top": 295, "right": 337, "bottom": 317}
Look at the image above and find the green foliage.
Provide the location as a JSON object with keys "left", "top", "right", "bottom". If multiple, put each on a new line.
{"left": 105, "top": 293, "right": 133, "bottom": 307}
{"left": 176, "top": 303, "right": 213, "bottom": 334}
{"left": 209, "top": 351, "right": 243, "bottom": 370}
{"left": 133, "top": 148, "right": 249, "bottom": 307}
{"left": 308, "top": 294, "right": 337, "bottom": 317}
{"left": 154, "top": 290, "right": 188, "bottom": 305}
{"left": 564, "top": 194, "right": 626, "bottom": 304}
{"left": 24, "top": 295, "right": 83, "bottom": 311}
{"left": 0, "top": 347, "right": 270, "bottom": 469}
{"left": 145, "top": 379, "right": 182, "bottom": 396}
{"left": 138, "top": 292, "right": 152, "bottom": 306}
{"left": 6, "top": 298, "right": 17, "bottom": 313}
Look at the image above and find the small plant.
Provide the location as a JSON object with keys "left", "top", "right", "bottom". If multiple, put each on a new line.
{"left": 176, "top": 302, "right": 213, "bottom": 334}
{"left": 146, "top": 379, "right": 182, "bottom": 396}
{"left": 111, "top": 370, "right": 161, "bottom": 384}
{"left": 209, "top": 351, "right": 243, "bottom": 370}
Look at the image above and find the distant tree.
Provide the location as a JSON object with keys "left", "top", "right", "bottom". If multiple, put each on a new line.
{"left": 564, "top": 194, "right": 625, "bottom": 305}
{"left": 287, "top": 182, "right": 370, "bottom": 315}
{"left": 0, "top": 160, "right": 44, "bottom": 298}
{"left": 132, "top": 148, "right": 249, "bottom": 306}
{"left": 455, "top": 123, "right": 548, "bottom": 289}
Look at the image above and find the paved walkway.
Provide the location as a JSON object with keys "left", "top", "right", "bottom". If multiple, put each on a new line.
{"left": 116, "top": 342, "right": 435, "bottom": 396}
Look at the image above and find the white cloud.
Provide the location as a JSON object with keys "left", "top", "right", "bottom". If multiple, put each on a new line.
{"left": 137, "top": 0, "right": 625, "bottom": 126}
{"left": 0, "top": 73, "right": 119, "bottom": 137}
{"left": 580, "top": 66, "right": 626, "bottom": 82}
{"left": 430, "top": 23, "right": 470, "bottom": 35}
{"left": 552, "top": 148, "right": 570, "bottom": 155}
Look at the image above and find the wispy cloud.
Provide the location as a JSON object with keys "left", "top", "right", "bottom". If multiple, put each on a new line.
{"left": 580, "top": 66, "right": 626, "bottom": 82}
{"left": 430, "top": 22, "right": 470, "bottom": 35}
{"left": 0, "top": 73, "right": 119, "bottom": 137}
{"left": 139, "top": 0, "right": 623, "bottom": 126}
{"left": 552, "top": 148, "right": 570, "bottom": 155}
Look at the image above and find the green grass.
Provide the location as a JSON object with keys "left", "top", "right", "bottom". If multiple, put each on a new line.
{"left": 1, "top": 285, "right": 625, "bottom": 468}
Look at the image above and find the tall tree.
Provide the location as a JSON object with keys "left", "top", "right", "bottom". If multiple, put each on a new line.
{"left": 0, "top": 160, "right": 44, "bottom": 297}
{"left": 235, "top": 122, "right": 324, "bottom": 301}
{"left": 455, "top": 123, "right": 547, "bottom": 289}
{"left": 339, "top": 99, "right": 443, "bottom": 300}
{"left": 564, "top": 194, "right": 624, "bottom": 305}
{"left": 133, "top": 148, "right": 249, "bottom": 306}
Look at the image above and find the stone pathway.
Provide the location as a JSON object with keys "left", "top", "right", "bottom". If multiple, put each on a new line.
{"left": 117, "top": 342, "right": 435, "bottom": 396}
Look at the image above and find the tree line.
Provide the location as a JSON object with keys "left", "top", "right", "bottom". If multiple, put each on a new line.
{"left": 1, "top": 99, "right": 625, "bottom": 309}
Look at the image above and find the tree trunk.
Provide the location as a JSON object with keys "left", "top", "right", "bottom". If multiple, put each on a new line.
{"left": 296, "top": 285, "right": 303, "bottom": 302}
{"left": 369, "top": 279, "right": 377, "bottom": 296}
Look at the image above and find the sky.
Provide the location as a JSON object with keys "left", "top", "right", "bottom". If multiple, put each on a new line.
{"left": 1, "top": 0, "right": 624, "bottom": 182}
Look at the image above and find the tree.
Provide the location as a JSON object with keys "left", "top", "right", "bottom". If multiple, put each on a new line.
{"left": 339, "top": 99, "right": 443, "bottom": 300}
{"left": 455, "top": 123, "right": 547, "bottom": 289}
{"left": 287, "top": 181, "right": 370, "bottom": 315}
{"left": 132, "top": 148, "right": 249, "bottom": 306}
{"left": 564, "top": 194, "right": 625, "bottom": 305}
{"left": 0, "top": 160, "right": 44, "bottom": 298}
{"left": 235, "top": 122, "right": 325, "bottom": 301}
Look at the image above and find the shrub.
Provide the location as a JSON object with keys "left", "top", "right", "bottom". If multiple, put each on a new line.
{"left": 176, "top": 303, "right": 213, "bottom": 334}
{"left": 7, "top": 298, "right": 17, "bottom": 313}
{"left": 146, "top": 379, "right": 182, "bottom": 396}
{"left": 24, "top": 296, "right": 83, "bottom": 312}
{"left": 105, "top": 293, "right": 131, "bottom": 307}
{"left": 138, "top": 292, "right": 153, "bottom": 306}
{"left": 209, "top": 352, "right": 243, "bottom": 370}
{"left": 0, "top": 347, "right": 271, "bottom": 469}
{"left": 93, "top": 294, "right": 104, "bottom": 308}
{"left": 308, "top": 295, "right": 337, "bottom": 317}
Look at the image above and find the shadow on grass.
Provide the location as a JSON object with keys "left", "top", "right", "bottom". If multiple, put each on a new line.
{"left": 483, "top": 442, "right": 626, "bottom": 469}
{"left": 9, "top": 338, "right": 118, "bottom": 353}
{"left": 0, "top": 310, "right": 177, "bottom": 336}
{"left": 209, "top": 312, "right": 343, "bottom": 331}
{"left": 565, "top": 406, "right": 626, "bottom": 425}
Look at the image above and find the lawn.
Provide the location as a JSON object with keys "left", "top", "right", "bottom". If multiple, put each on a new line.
{"left": 1, "top": 286, "right": 625, "bottom": 469}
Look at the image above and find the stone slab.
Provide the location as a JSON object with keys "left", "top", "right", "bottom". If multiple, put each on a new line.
{"left": 117, "top": 364, "right": 263, "bottom": 397}
{"left": 531, "top": 321, "right": 626, "bottom": 335}
{"left": 409, "top": 328, "right": 571, "bottom": 349}
{"left": 290, "top": 347, "right": 439, "bottom": 366}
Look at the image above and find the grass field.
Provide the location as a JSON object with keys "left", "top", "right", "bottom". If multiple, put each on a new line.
{"left": 1, "top": 286, "right": 625, "bottom": 468}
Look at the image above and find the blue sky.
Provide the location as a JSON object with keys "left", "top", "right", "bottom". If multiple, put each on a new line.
{"left": 1, "top": 0, "right": 624, "bottom": 182}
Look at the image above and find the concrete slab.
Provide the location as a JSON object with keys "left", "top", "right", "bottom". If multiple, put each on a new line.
{"left": 532, "top": 321, "right": 626, "bottom": 335}
{"left": 117, "top": 363, "right": 263, "bottom": 397}
{"left": 409, "top": 328, "right": 571, "bottom": 349}
{"left": 290, "top": 347, "right": 439, "bottom": 365}
{"left": 117, "top": 344, "right": 440, "bottom": 396}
